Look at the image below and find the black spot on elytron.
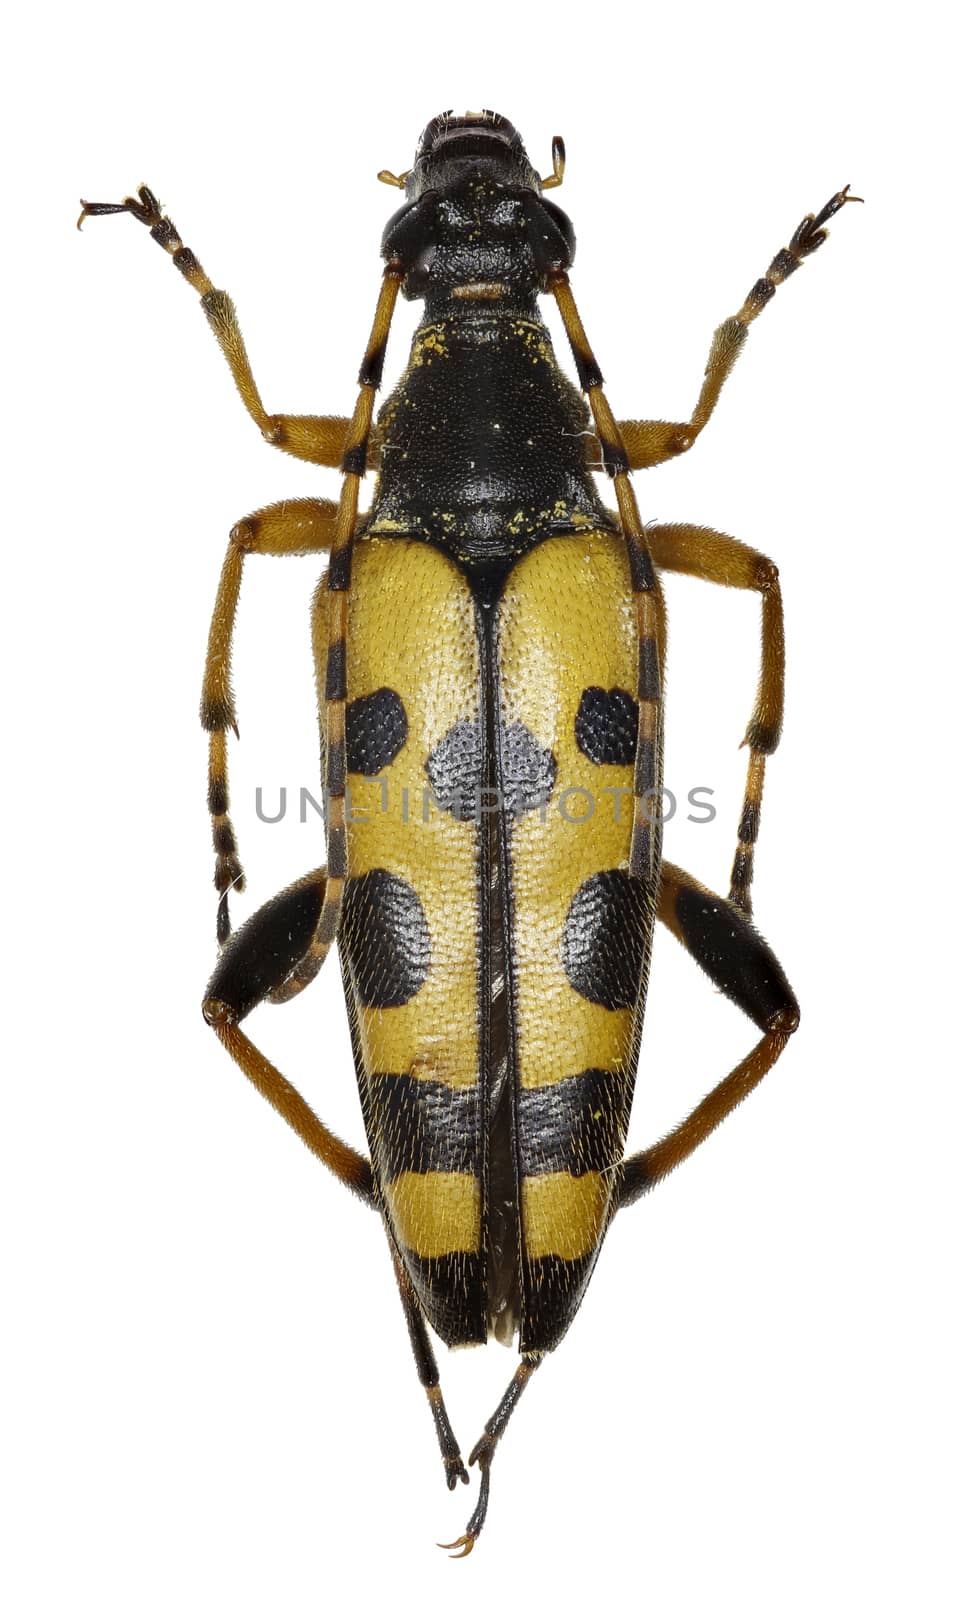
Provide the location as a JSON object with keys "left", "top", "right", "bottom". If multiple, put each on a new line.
{"left": 341, "top": 869, "right": 430, "bottom": 1007}
{"left": 501, "top": 722, "right": 557, "bottom": 816}
{"left": 561, "top": 869, "right": 651, "bottom": 1009}
{"left": 426, "top": 718, "right": 556, "bottom": 819}
{"left": 575, "top": 687, "right": 638, "bottom": 765}
{"left": 345, "top": 687, "right": 408, "bottom": 776}
{"left": 425, "top": 719, "right": 482, "bottom": 819}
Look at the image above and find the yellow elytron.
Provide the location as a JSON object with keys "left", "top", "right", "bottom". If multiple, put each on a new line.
{"left": 330, "top": 529, "right": 645, "bottom": 1358}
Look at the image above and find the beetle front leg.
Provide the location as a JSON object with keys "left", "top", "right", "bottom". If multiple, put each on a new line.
{"left": 619, "top": 862, "right": 799, "bottom": 1206}
{"left": 596, "top": 186, "right": 862, "bottom": 471}
{"left": 202, "top": 868, "right": 374, "bottom": 1204}
{"left": 202, "top": 497, "right": 343, "bottom": 943}
{"left": 78, "top": 185, "right": 354, "bottom": 468}
{"left": 647, "top": 522, "right": 784, "bottom": 915}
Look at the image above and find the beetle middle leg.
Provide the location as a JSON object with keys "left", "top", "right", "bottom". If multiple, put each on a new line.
{"left": 202, "top": 867, "right": 374, "bottom": 1204}
{"left": 202, "top": 496, "right": 344, "bottom": 943}
{"left": 647, "top": 522, "right": 784, "bottom": 916}
{"left": 619, "top": 861, "right": 799, "bottom": 1206}
{"left": 439, "top": 1355, "right": 543, "bottom": 1558}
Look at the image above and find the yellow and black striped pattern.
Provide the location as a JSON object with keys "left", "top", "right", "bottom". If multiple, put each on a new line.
{"left": 328, "top": 527, "right": 660, "bottom": 1352}
{"left": 497, "top": 530, "right": 658, "bottom": 1350}
{"left": 330, "top": 537, "right": 487, "bottom": 1347}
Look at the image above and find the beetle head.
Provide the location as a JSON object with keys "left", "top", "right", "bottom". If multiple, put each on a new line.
{"left": 405, "top": 110, "right": 542, "bottom": 198}
{"left": 380, "top": 111, "right": 576, "bottom": 310}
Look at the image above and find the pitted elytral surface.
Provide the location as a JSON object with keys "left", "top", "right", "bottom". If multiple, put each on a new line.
{"left": 575, "top": 686, "right": 640, "bottom": 766}
{"left": 345, "top": 687, "right": 408, "bottom": 777}
{"left": 329, "top": 528, "right": 657, "bottom": 1354}
{"left": 495, "top": 532, "right": 656, "bottom": 1351}
{"left": 425, "top": 717, "right": 556, "bottom": 820}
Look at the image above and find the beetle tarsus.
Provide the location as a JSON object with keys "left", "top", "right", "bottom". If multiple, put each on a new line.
{"left": 443, "top": 1454, "right": 470, "bottom": 1490}
{"left": 439, "top": 1453, "right": 491, "bottom": 1558}
{"left": 819, "top": 183, "right": 864, "bottom": 226}
{"left": 438, "top": 1532, "right": 476, "bottom": 1559}
{"left": 77, "top": 199, "right": 127, "bottom": 230}
{"left": 467, "top": 1434, "right": 493, "bottom": 1469}
{"left": 77, "top": 186, "right": 164, "bottom": 232}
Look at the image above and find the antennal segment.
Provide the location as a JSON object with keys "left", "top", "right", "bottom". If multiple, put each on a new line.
{"left": 541, "top": 136, "right": 566, "bottom": 190}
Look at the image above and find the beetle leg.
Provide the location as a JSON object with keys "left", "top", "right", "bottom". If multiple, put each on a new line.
{"left": 78, "top": 184, "right": 358, "bottom": 468}
{"left": 549, "top": 272, "right": 666, "bottom": 885}
{"left": 390, "top": 1249, "right": 469, "bottom": 1492}
{"left": 618, "top": 861, "right": 799, "bottom": 1206}
{"left": 586, "top": 186, "right": 862, "bottom": 472}
{"left": 202, "top": 867, "right": 375, "bottom": 1205}
{"left": 646, "top": 523, "right": 784, "bottom": 916}
{"left": 265, "top": 264, "right": 404, "bottom": 1006}
{"left": 439, "top": 1355, "right": 542, "bottom": 1558}
{"left": 201, "top": 497, "right": 344, "bottom": 943}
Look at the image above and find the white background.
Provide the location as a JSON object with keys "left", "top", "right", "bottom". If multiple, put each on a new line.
{"left": 3, "top": 2, "right": 960, "bottom": 1595}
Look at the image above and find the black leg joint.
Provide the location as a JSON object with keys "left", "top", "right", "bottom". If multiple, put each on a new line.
{"left": 637, "top": 636, "right": 661, "bottom": 701}
{"left": 204, "top": 877, "right": 326, "bottom": 1020}
{"left": 325, "top": 638, "right": 347, "bottom": 701}
{"left": 150, "top": 217, "right": 181, "bottom": 252}
{"left": 738, "top": 800, "right": 761, "bottom": 845}
{"left": 627, "top": 539, "right": 657, "bottom": 593}
{"left": 359, "top": 342, "right": 387, "bottom": 386}
{"left": 173, "top": 246, "right": 201, "bottom": 279}
{"left": 341, "top": 442, "right": 368, "bottom": 478}
{"left": 745, "top": 277, "right": 777, "bottom": 311}
{"left": 208, "top": 776, "right": 228, "bottom": 816}
{"left": 327, "top": 542, "right": 353, "bottom": 592}
{"left": 673, "top": 882, "right": 797, "bottom": 1030}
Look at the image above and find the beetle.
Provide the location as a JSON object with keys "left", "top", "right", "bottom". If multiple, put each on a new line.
{"left": 79, "top": 110, "right": 859, "bottom": 1555}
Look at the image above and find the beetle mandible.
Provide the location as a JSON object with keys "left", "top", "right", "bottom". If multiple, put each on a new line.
{"left": 79, "top": 110, "right": 859, "bottom": 1555}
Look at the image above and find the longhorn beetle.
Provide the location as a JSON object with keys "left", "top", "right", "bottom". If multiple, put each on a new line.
{"left": 79, "top": 111, "right": 859, "bottom": 1556}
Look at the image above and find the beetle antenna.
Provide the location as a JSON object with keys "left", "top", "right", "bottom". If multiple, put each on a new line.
{"left": 540, "top": 136, "right": 566, "bottom": 190}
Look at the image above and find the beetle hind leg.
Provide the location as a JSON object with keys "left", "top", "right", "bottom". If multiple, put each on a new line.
{"left": 619, "top": 861, "right": 799, "bottom": 1205}
{"left": 391, "top": 1250, "right": 469, "bottom": 1492}
{"left": 202, "top": 868, "right": 374, "bottom": 1204}
{"left": 439, "top": 1355, "right": 542, "bottom": 1558}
